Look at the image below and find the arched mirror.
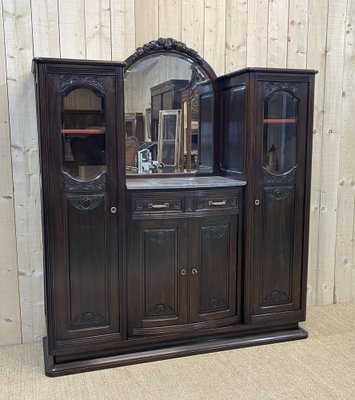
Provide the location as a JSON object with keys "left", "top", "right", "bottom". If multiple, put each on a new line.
{"left": 124, "top": 38, "right": 216, "bottom": 175}
{"left": 61, "top": 87, "right": 106, "bottom": 181}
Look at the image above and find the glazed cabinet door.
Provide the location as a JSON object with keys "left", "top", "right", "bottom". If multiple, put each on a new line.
{"left": 37, "top": 63, "right": 125, "bottom": 353}
{"left": 251, "top": 79, "right": 310, "bottom": 319}
{"left": 128, "top": 218, "right": 189, "bottom": 336}
{"left": 189, "top": 215, "right": 240, "bottom": 324}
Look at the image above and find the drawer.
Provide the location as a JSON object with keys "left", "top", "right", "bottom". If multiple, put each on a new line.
{"left": 194, "top": 192, "right": 239, "bottom": 211}
{"left": 133, "top": 195, "right": 184, "bottom": 214}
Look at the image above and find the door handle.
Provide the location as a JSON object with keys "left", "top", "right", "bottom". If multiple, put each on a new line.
{"left": 191, "top": 268, "right": 198, "bottom": 275}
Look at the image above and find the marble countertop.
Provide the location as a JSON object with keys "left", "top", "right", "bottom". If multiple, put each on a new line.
{"left": 126, "top": 176, "right": 246, "bottom": 190}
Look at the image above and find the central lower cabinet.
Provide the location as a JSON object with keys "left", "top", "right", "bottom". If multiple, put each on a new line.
{"left": 127, "top": 189, "right": 241, "bottom": 336}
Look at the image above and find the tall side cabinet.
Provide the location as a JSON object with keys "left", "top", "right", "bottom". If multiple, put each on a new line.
{"left": 217, "top": 69, "right": 315, "bottom": 325}
{"left": 33, "top": 40, "right": 316, "bottom": 377}
{"left": 33, "top": 59, "right": 126, "bottom": 357}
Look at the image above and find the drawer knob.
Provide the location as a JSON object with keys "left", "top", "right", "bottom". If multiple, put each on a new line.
{"left": 191, "top": 268, "right": 198, "bottom": 275}
{"left": 254, "top": 199, "right": 260, "bottom": 206}
{"left": 208, "top": 200, "right": 227, "bottom": 206}
{"left": 110, "top": 207, "right": 117, "bottom": 214}
{"left": 148, "top": 202, "right": 169, "bottom": 209}
{"left": 180, "top": 268, "right": 187, "bottom": 276}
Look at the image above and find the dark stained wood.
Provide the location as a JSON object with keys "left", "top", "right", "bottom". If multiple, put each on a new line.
{"left": 34, "top": 45, "right": 316, "bottom": 377}
{"left": 43, "top": 327, "right": 308, "bottom": 376}
{"left": 33, "top": 59, "right": 125, "bottom": 353}
{"left": 128, "top": 218, "right": 189, "bottom": 334}
{"left": 189, "top": 215, "right": 240, "bottom": 324}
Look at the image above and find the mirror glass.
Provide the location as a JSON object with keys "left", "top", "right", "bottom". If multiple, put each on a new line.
{"left": 61, "top": 88, "right": 106, "bottom": 181}
{"left": 124, "top": 54, "right": 213, "bottom": 174}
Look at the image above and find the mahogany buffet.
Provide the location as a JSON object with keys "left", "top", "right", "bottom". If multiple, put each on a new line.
{"left": 32, "top": 38, "right": 316, "bottom": 376}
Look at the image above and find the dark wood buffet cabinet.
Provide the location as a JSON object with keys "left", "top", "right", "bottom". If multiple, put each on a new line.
{"left": 33, "top": 38, "right": 316, "bottom": 376}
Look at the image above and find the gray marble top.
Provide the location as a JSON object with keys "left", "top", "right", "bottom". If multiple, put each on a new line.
{"left": 126, "top": 176, "right": 246, "bottom": 190}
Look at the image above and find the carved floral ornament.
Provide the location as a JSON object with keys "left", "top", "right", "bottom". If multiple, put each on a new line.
{"left": 130, "top": 38, "right": 204, "bottom": 65}
{"left": 55, "top": 75, "right": 105, "bottom": 95}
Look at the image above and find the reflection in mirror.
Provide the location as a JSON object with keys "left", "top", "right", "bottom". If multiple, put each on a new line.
{"left": 263, "top": 91, "right": 298, "bottom": 174}
{"left": 124, "top": 54, "right": 212, "bottom": 174}
{"left": 61, "top": 88, "right": 106, "bottom": 181}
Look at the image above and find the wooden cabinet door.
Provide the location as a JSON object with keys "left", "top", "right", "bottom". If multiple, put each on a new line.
{"left": 189, "top": 215, "right": 240, "bottom": 324}
{"left": 128, "top": 218, "right": 189, "bottom": 336}
{"left": 251, "top": 80, "right": 309, "bottom": 318}
{"left": 39, "top": 65, "right": 125, "bottom": 353}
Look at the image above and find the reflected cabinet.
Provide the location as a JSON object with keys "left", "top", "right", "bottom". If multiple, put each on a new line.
{"left": 33, "top": 39, "right": 316, "bottom": 376}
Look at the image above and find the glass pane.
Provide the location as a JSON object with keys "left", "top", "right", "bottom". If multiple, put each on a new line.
{"left": 221, "top": 86, "right": 245, "bottom": 172}
{"left": 263, "top": 90, "right": 298, "bottom": 174}
{"left": 61, "top": 88, "right": 106, "bottom": 181}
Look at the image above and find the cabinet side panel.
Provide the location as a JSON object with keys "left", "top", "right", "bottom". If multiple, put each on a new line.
{"left": 67, "top": 195, "right": 108, "bottom": 328}
{"left": 260, "top": 186, "right": 296, "bottom": 307}
{"left": 200, "top": 224, "right": 231, "bottom": 313}
{"left": 143, "top": 228, "right": 178, "bottom": 318}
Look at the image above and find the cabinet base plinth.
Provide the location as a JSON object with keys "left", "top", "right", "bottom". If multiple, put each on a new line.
{"left": 43, "top": 327, "right": 308, "bottom": 377}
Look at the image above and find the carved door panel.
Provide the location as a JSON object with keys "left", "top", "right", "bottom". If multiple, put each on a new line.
{"left": 189, "top": 215, "right": 240, "bottom": 324}
{"left": 44, "top": 70, "right": 123, "bottom": 351}
{"left": 252, "top": 81, "right": 309, "bottom": 316}
{"left": 129, "top": 218, "right": 189, "bottom": 335}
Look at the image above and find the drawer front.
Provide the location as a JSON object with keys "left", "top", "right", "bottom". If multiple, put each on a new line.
{"left": 194, "top": 193, "right": 239, "bottom": 211}
{"left": 133, "top": 196, "right": 184, "bottom": 214}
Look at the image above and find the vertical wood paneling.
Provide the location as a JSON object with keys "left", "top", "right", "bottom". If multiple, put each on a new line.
{"left": 31, "top": 0, "right": 60, "bottom": 57}
{"left": 306, "top": 0, "right": 329, "bottom": 306}
{"left": 182, "top": 0, "right": 204, "bottom": 56}
{"left": 158, "top": 0, "right": 182, "bottom": 40}
{"left": 204, "top": 0, "right": 226, "bottom": 76}
{"left": 58, "top": 0, "right": 86, "bottom": 58}
{"left": 335, "top": 0, "right": 355, "bottom": 303}
{"left": 111, "top": 0, "right": 135, "bottom": 60}
{"left": 85, "top": 0, "right": 111, "bottom": 60}
{"left": 134, "top": 0, "right": 158, "bottom": 47}
{"left": 287, "top": 0, "right": 308, "bottom": 68}
{"left": 317, "top": 0, "right": 347, "bottom": 305}
{"left": 0, "top": 0, "right": 355, "bottom": 346}
{"left": 225, "top": 0, "right": 248, "bottom": 72}
{"left": 247, "top": 0, "right": 269, "bottom": 66}
{"left": 0, "top": 0, "right": 22, "bottom": 345}
{"left": 267, "top": 0, "right": 289, "bottom": 67}
{"left": 3, "top": 0, "right": 44, "bottom": 343}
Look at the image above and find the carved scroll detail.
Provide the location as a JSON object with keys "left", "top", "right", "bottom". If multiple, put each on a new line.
{"left": 55, "top": 75, "right": 104, "bottom": 94}
{"left": 262, "top": 290, "right": 290, "bottom": 306}
{"left": 262, "top": 166, "right": 296, "bottom": 184}
{"left": 264, "top": 187, "right": 293, "bottom": 201}
{"left": 147, "top": 230, "right": 174, "bottom": 246}
{"left": 264, "top": 81, "right": 300, "bottom": 97}
{"left": 201, "top": 297, "right": 227, "bottom": 313}
{"left": 68, "top": 194, "right": 104, "bottom": 211}
{"left": 72, "top": 312, "right": 105, "bottom": 327}
{"left": 146, "top": 303, "right": 175, "bottom": 317}
{"left": 63, "top": 172, "right": 106, "bottom": 192}
{"left": 204, "top": 225, "right": 228, "bottom": 240}
{"left": 130, "top": 38, "right": 204, "bottom": 65}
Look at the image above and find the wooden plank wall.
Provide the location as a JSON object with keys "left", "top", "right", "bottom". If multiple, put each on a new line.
{"left": 0, "top": 0, "right": 354, "bottom": 345}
